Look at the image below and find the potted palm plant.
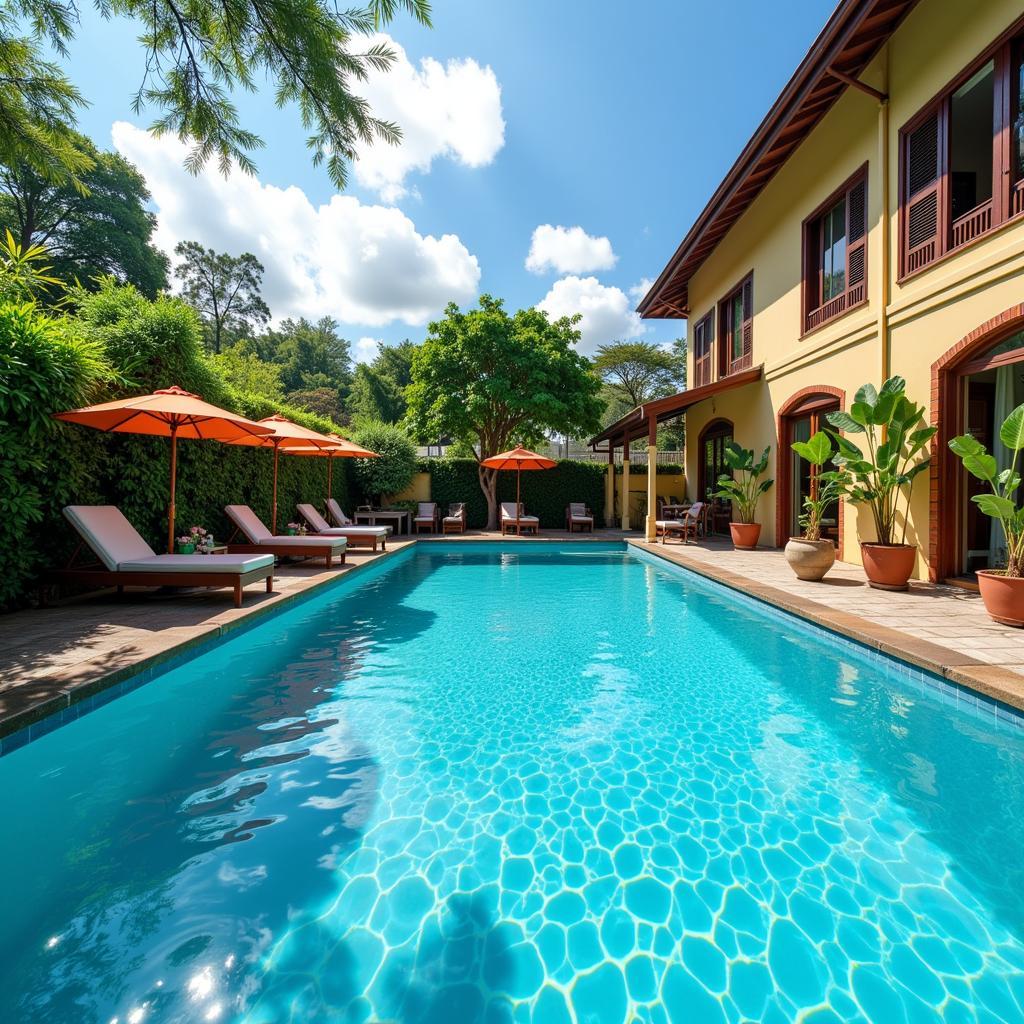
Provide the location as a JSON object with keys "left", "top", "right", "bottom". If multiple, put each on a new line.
{"left": 950, "top": 402, "right": 1024, "bottom": 626}
{"left": 826, "top": 377, "right": 935, "bottom": 591}
{"left": 714, "top": 441, "right": 773, "bottom": 550}
{"left": 785, "top": 430, "right": 842, "bottom": 581}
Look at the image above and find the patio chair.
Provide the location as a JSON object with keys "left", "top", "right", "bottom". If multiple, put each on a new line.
{"left": 565, "top": 502, "right": 594, "bottom": 533}
{"left": 413, "top": 502, "right": 439, "bottom": 534}
{"left": 296, "top": 503, "right": 389, "bottom": 551}
{"left": 501, "top": 502, "right": 540, "bottom": 535}
{"left": 657, "top": 501, "right": 704, "bottom": 544}
{"left": 224, "top": 505, "right": 347, "bottom": 567}
{"left": 442, "top": 502, "right": 467, "bottom": 534}
{"left": 54, "top": 506, "right": 275, "bottom": 607}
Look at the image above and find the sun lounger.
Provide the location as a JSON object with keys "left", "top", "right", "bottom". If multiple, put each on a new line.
{"left": 413, "top": 502, "right": 439, "bottom": 534}
{"left": 325, "top": 498, "right": 392, "bottom": 535}
{"left": 501, "top": 502, "right": 540, "bottom": 535}
{"left": 657, "top": 501, "right": 704, "bottom": 544}
{"left": 442, "top": 502, "right": 466, "bottom": 534}
{"left": 225, "top": 505, "right": 346, "bottom": 567}
{"left": 566, "top": 502, "right": 594, "bottom": 533}
{"left": 296, "top": 503, "right": 388, "bottom": 551}
{"left": 55, "top": 506, "right": 275, "bottom": 607}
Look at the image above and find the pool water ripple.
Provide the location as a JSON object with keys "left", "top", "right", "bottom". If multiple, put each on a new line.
{"left": 2, "top": 545, "right": 1024, "bottom": 1022}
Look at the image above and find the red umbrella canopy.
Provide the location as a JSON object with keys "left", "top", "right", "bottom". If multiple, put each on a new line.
{"left": 53, "top": 385, "right": 275, "bottom": 552}
{"left": 480, "top": 446, "right": 556, "bottom": 470}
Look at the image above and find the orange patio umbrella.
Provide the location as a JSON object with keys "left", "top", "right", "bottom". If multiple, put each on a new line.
{"left": 53, "top": 385, "right": 274, "bottom": 553}
{"left": 283, "top": 434, "right": 380, "bottom": 504}
{"left": 227, "top": 415, "right": 346, "bottom": 532}
{"left": 480, "top": 446, "right": 556, "bottom": 534}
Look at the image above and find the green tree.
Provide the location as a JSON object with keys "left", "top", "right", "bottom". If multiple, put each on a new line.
{"left": 286, "top": 386, "right": 345, "bottom": 424}
{"left": 407, "top": 295, "right": 604, "bottom": 528}
{"left": 173, "top": 242, "right": 270, "bottom": 353}
{"left": 0, "top": 0, "right": 430, "bottom": 189}
{"left": 267, "top": 316, "right": 352, "bottom": 393}
{"left": 350, "top": 419, "right": 417, "bottom": 505}
{"left": 346, "top": 339, "right": 416, "bottom": 423}
{"left": 209, "top": 345, "right": 284, "bottom": 401}
{"left": 593, "top": 340, "right": 684, "bottom": 408}
{"left": 0, "top": 132, "right": 169, "bottom": 298}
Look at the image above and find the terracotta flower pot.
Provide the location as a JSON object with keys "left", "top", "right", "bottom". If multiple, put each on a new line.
{"left": 976, "top": 570, "right": 1024, "bottom": 627}
{"left": 729, "top": 522, "right": 761, "bottom": 550}
{"left": 860, "top": 542, "right": 916, "bottom": 591}
{"left": 784, "top": 537, "right": 836, "bottom": 581}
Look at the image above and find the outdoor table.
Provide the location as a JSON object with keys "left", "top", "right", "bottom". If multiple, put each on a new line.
{"left": 354, "top": 509, "right": 410, "bottom": 535}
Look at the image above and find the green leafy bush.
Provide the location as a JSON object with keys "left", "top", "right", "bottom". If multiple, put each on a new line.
{"left": 0, "top": 281, "right": 353, "bottom": 608}
{"left": 350, "top": 420, "right": 418, "bottom": 504}
{"left": 0, "top": 303, "right": 113, "bottom": 604}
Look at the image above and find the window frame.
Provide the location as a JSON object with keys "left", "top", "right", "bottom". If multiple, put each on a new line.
{"left": 898, "top": 14, "right": 1024, "bottom": 280}
{"left": 717, "top": 272, "right": 753, "bottom": 378}
{"left": 691, "top": 310, "right": 715, "bottom": 388}
{"left": 800, "top": 163, "right": 869, "bottom": 336}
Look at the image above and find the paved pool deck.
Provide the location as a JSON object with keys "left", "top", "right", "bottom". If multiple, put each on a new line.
{"left": 2, "top": 530, "right": 1024, "bottom": 745}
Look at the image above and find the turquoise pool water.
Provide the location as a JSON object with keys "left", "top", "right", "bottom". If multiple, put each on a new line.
{"left": 3, "top": 544, "right": 1024, "bottom": 1023}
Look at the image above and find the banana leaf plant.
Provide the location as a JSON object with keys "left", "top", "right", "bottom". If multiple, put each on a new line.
{"left": 949, "top": 402, "right": 1024, "bottom": 577}
{"left": 825, "top": 377, "right": 935, "bottom": 546}
{"left": 713, "top": 441, "right": 773, "bottom": 525}
{"left": 790, "top": 430, "right": 844, "bottom": 541}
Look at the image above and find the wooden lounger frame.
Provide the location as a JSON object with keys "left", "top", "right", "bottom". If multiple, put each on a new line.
{"left": 50, "top": 544, "right": 274, "bottom": 607}
{"left": 295, "top": 508, "right": 386, "bottom": 551}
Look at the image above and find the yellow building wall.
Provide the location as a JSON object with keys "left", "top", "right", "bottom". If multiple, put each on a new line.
{"left": 389, "top": 471, "right": 432, "bottom": 504}
{"left": 613, "top": 469, "right": 687, "bottom": 525}
{"left": 679, "top": 0, "right": 1024, "bottom": 578}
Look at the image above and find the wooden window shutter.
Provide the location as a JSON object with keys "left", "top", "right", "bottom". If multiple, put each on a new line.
{"left": 903, "top": 108, "right": 944, "bottom": 274}
{"left": 846, "top": 177, "right": 867, "bottom": 302}
{"left": 741, "top": 277, "right": 753, "bottom": 359}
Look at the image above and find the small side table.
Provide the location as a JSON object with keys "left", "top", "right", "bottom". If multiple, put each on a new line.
{"left": 205, "top": 545, "right": 228, "bottom": 555}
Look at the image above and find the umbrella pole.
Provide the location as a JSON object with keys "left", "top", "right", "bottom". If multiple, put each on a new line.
{"left": 168, "top": 425, "right": 178, "bottom": 553}
{"left": 516, "top": 465, "right": 522, "bottom": 536}
{"left": 327, "top": 457, "right": 333, "bottom": 506}
{"left": 272, "top": 443, "right": 280, "bottom": 534}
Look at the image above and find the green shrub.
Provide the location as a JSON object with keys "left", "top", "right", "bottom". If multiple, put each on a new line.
{"left": 0, "top": 303, "right": 113, "bottom": 604}
{"left": 350, "top": 420, "right": 418, "bottom": 504}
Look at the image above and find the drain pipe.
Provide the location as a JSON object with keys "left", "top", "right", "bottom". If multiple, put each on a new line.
{"left": 877, "top": 47, "right": 891, "bottom": 387}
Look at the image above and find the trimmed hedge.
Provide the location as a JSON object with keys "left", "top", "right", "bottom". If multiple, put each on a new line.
{"left": 421, "top": 457, "right": 605, "bottom": 529}
{"left": 1, "top": 285, "right": 353, "bottom": 609}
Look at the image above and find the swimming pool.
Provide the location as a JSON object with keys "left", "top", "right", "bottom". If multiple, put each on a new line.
{"left": 3, "top": 542, "right": 1024, "bottom": 1023}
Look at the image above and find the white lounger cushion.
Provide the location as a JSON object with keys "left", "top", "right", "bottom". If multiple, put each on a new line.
{"left": 500, "top": 502, "right": 538, "bottom": 523}
{"left": 64, "top": 505, "right": 155, "bottom": 570}
{"left": 325, "top": 498, "right": 351, "bottom": 525}
{"left": 297, "top": 503, "right": 387, "bottom": 539}
{"left": 64, "top": 507, "right": 273, "bottom": 573}
{"left": 226, "top": 505, "right": 346, "bottom": 549}
{"left": 570, "top": 515, "right": 593, "bottom": 522}
{"left": 119, "top": 553, "right": 274, "bottom": 574}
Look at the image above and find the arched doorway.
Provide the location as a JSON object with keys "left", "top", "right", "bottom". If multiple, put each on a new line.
{"left": 932, "top": 305, "right": 1024, "bottom": 581}
{"left": 698, "top": 419, "right": 733, "bottom": 534}
{"left": 776, "top": 388, "right": 844, "bottom": 554}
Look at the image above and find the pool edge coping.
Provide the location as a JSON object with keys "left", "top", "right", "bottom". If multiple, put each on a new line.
{"left": 630, "top": 539, "right": 1024, "bottom": 714}
{"left": 0, "top": 543, "right": 414, "bottom": 747}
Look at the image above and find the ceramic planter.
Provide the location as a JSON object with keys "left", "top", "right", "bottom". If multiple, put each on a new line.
{"left": 176, "top": 542, "right": 195, "bottom": 555}
{"left": 860, "top": 542, "right": 916, "bottom": 591}
{"left": 976, "top": 570, "right": 1024, "bottom": 627}
{"left": 784, "top": 537, "right": 836, "bottom": 581}
{"left": 729, "top": 522, "right": 761, "bottom": 550}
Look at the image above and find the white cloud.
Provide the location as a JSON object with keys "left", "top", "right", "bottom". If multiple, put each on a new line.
{"left": 112, "top": 122, "right": 480, "bottom": 328}
{"left": 352, "top": 34, "right": 505, "bottom": 201}
{"left": 536, "top": 276, "right": 646, "bottom": 355}
{"left": 628, "top": 277, "right": 654, "bottom": 302}
{"left": 354, "top": 337, "right": 383, "bottom": 364}
{"left": 525, "top": 225, "right": 616, "bottom": 275}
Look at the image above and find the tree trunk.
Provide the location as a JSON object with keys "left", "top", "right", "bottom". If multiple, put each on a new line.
{"left": 478, "top": 464, "right": 498, "bottom": 530}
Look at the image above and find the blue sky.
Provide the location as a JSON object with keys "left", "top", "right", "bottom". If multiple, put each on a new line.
{"left": 64, "top": 0, "right": 836, "bottom": 359}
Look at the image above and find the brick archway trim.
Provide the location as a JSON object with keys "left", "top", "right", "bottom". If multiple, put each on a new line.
{"left": 775, "top": 385, "right": 846, "bottom": 559}
{"left": 930, "top": 304, "right": 1024, "bottom": 581}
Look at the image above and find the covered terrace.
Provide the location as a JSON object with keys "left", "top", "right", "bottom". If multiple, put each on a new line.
{"left": 588, "top": 366, "right": 763, "bottom": 538}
